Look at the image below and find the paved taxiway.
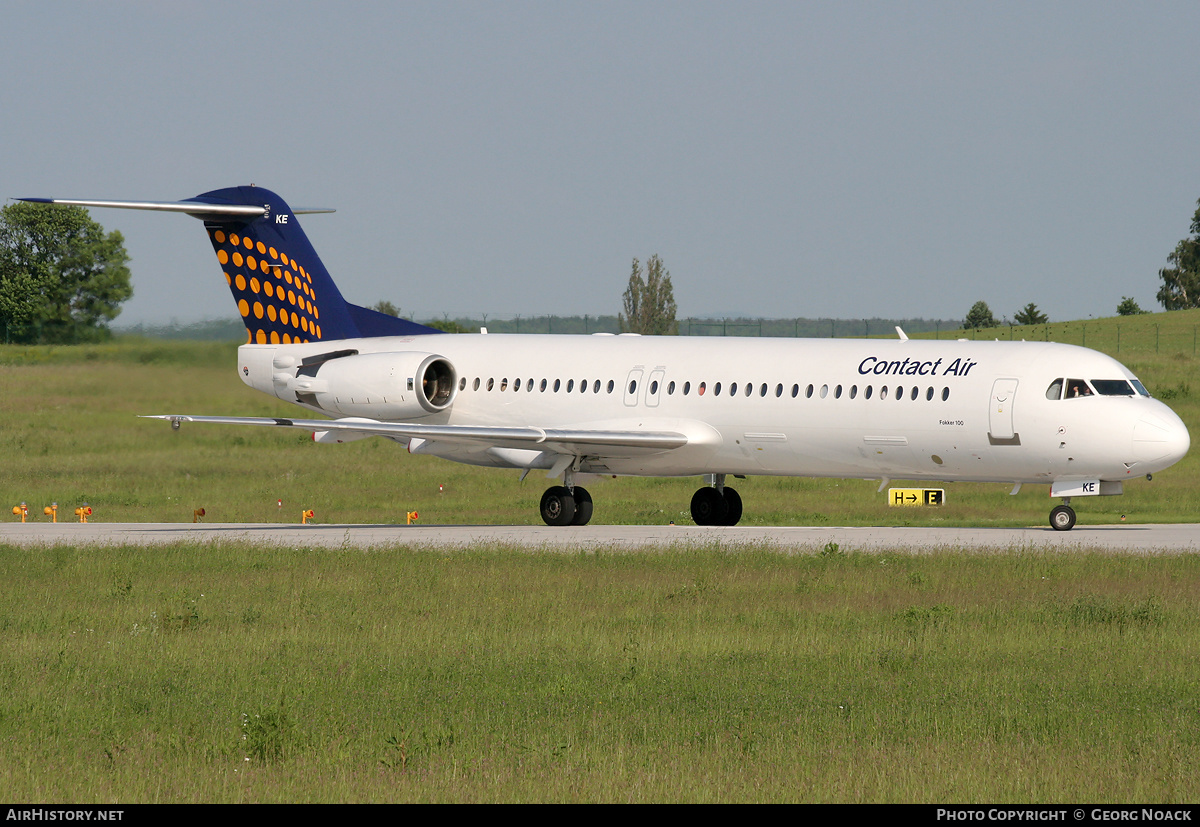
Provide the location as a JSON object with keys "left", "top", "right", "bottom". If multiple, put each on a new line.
{"left": 1, "top": 522, "right": 1197, "bottom": 551}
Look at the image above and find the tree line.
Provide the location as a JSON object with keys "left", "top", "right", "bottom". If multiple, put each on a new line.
{"left": 6, "top": 196, "right": 1200, "bottom": 345}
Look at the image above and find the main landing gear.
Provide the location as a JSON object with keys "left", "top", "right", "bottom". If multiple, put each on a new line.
{"left": 539, "top": 485, "right": 593, "bottom": 526}
{"left": 690, "top": 474, "right": 743, "bottom": 526}
{"left": 1050, "top": 499, "right": 1076, "bottom": 531}
{"left": 538, "top": 472, "right": 745, "bottom": 527}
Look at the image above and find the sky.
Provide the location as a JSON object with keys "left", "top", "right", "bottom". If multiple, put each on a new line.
{"left": 3, "top": 1, "right": 1199, "bottom": 326}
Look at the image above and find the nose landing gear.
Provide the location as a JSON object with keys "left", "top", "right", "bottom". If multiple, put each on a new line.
{"left": 1050, "top": 501, "right": 1076, "bottom": 531}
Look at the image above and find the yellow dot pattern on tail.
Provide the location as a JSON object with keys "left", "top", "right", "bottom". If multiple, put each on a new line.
{"left": 211, "top": 227, "right": 322, "bottom": 344}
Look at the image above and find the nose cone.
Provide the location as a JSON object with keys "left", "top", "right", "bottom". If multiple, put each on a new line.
{"left": 1133, "top": 406, "right": 1191, "bottom": 471}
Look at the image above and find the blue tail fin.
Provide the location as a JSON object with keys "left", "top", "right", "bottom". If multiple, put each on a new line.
{"left": 187, "top": 185, "right": 440, "bottom": 343}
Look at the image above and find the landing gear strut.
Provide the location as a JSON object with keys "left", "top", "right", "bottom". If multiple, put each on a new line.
{"left": 1050, "top": 500, "right": 1076, "bottom": 531}
{"left": 690, "top": 474, "right": 743, "bottom": 526}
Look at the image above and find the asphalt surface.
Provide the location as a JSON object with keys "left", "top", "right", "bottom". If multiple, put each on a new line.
{"left": 2, "top": 522, "right": 1198, "bottom": 552}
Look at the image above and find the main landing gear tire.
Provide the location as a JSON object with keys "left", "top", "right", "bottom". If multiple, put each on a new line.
{"left": 570, "top": 487, "right": 593, "bottom": 526}
{"left": 690, "top": 487, "right": 726, "bottom": 526}
{"left": 690, "top": 486, "right": 743, "bottom": 526}
{"left": 1050, "top": 504, "right": 1076, "bottom": 532}
{"left": 540, "top": 486, "right": 576, "bottom": 527}
{"left": 539, "top": 486, "right": 594, "bottom": 527}
{"left": 722, "top": 487, "right": 743, "bottom": 526}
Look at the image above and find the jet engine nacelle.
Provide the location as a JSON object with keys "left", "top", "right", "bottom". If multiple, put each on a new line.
{"left": 285, "top": 351, "right": 457, "bottom": 420}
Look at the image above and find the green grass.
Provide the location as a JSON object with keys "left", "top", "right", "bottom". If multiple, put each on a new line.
{"left": 2, "top": 319, "right": 1199, "bottom": 802}
{"left": 1, "top": 313, "right": 1198, "bottom": 526}
{"left": 0, "top": 544, "right": 1197, "bottom": 802}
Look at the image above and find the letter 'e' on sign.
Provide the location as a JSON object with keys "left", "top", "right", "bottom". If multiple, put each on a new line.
{"left": 889, "top": 488, "right": 945, "bottom": 506}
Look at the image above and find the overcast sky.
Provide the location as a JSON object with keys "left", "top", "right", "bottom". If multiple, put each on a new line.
{"left": 3, "top": 1, "right": 1198, "bottom": 326}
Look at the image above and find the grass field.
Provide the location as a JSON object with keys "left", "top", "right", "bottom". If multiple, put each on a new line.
{"left": 1, "top": 311, "right": 1198, "bottom": 802}
{"left": 1, "top": 309, "right": 1198, "bottom": 527}
{"left": 1, "top": 544, "right": 1198, "bottom": 803}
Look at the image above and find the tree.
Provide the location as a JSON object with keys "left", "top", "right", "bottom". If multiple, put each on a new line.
{"left": 1117, "top": 296, "right": 1147, "bottom": 316}
{"left": 372, "top": 300, "right": 400, "bottom": 317}
{"left": 1157, "top": 198, "right": 1200, "bottom": 310}
{"left": 426, "top": 317, "right": 469, "bottom": 333}
{"left": 619, "top": 254, "right": 677, "bottom": 335}
{"left": 1012, "top": 302, "right": 1048, "bottom": 325}
{"left": 0, "top": 202, "right": 131, "bottom": 343}
{"left": 962, "top": 301, "right": 996, "bottom": 330}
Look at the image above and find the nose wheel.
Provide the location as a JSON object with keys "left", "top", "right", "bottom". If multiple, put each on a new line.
{"left": 1050, "top": 504, "right": 1076, "bottom": 531}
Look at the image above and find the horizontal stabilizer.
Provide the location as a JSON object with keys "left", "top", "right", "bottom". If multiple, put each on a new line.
{"left": 16, "top": 197, "right": 334, "bottom": 218}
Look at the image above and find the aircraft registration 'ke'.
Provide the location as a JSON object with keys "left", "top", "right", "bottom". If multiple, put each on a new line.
{"left": 19, "top": 186, "right": 1190, "bottom": 530}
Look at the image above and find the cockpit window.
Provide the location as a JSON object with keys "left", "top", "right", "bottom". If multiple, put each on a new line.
{"left": 1091, "top": 379, "right": 1136, "bottom": 396}
{"left": 1131, "top": 379, "right": 1150, "bottom": 397}
{"left": 1065, "top": 379, "right": 1093, "bottom": 398}
{"left": 1046, "top": 379, "right": 1063, "bottom": 400}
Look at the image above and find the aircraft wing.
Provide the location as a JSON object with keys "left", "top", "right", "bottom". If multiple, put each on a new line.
{"left": 143, "top": 415, "right": 690, "bottom": 457}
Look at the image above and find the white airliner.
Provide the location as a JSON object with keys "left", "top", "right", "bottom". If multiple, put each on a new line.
{"left": 20, "top": 186, "right": 1190, "bottom": 530}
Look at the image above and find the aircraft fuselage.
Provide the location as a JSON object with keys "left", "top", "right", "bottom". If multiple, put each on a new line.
{"left": 237, "top": 333, "right": 1188, "bottom": 486}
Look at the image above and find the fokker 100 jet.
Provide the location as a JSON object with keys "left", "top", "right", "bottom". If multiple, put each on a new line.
{"left": 20, "top": 186, "right": 1190, "bottom": 530}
